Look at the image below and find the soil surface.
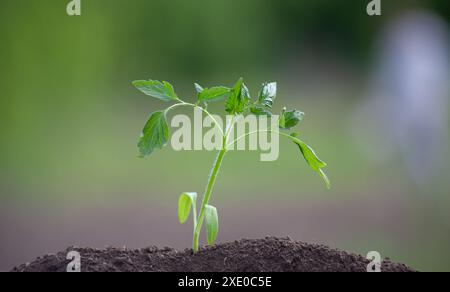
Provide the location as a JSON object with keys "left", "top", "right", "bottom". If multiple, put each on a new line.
{"left": 12, "top": 237, "right": 415, "bottom": 272}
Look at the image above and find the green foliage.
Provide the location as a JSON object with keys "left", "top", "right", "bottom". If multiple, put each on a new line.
{"left": 178, "top": 192, "right": 198, "bottom": 224}
{"left": 204, "top": 205, "right": 219, "bottom": 245}
{"left": 138, "top": 111, "right": 169, "bottom": 157}
{"left": 198, "top": 86, "right": 231, "bottom": 103}
{"left": 194, "top": 83, "right": 204, "bottom": 94}
{"left": 132, "top": 80, "right": 179, "bottom": 102}
{"left": 225, "top": 78, "right": 250, "bottom": 114}
{"left": 133, "top": 77, "right": 330, "bottom": 252}
{"left": 257, "top": 82, "right": 277, "bottom": 108}
{"left": 279, "top": 108, "right": 304, "bottom": 130}
{"left": 290, "top": 133, "right": 330, "bottom": 189}
{"left": 250, "top": 106, "right": 272, "bottom": 116}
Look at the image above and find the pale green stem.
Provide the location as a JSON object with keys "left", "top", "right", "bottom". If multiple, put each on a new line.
{"left": 227, "top": 129, "right": 291, "bottom": 149}
{"left": 192, "top": 114, "right": 240, "bottom": 252}
{"left": 165, "top": 101, "right": 224, "bottom": 136}
{"left": 192, "top": 126, "right": 293, "bottom": 251}
{"left": 193, "top": 137, "right": 227, "bottom": 252}
{"left": 166, "top": 104, "right": 289, "bottom": 252}
{"left": 164, "top": 100, "right": 228, "bottom": 251}
{"left": 165, "top": 100, "right": 231, "bottom": 251}
{"left": 225, "top": 114, "right": 237, "bottom": 144}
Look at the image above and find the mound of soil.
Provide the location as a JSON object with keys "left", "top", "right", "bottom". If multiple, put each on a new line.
{"left": 12, "top": 237, "right": 414, "bottom": 272}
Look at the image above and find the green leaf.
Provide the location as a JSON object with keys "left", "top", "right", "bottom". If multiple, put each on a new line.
{"left": 225, "top": 78, "right": 243, "bottom": 114}
{"left": 258, "top": 82, "right": 277, "bottom": 108}
{"left": 138, "top": 111, "right": 169, "bottom": 157}
{"left": 225, "top": 78, "right": 250, "bottom": 114}
{"left": 290, "top": 135, "right": 330, "bottom": 189}
{"left": 279, "top": 108, "right": 304, "bottom": 130}
{"left": 318, "top": 169, "right": 331, "bottom": 190}
{"left": 204, "top": 205, "right": 219, "bottom": 245}
{"left": 178, "top": 192, "right": 198, "bottom": 224}
{"left": 241, "top": 83, "right": 251, "bottom": 101}
{"left": 194, "top": 83, "right": 204, "bottom": 94}
{"left": 198, "top": 86, "right": 232, "bottom": 103}
{"left": 132, "top": 79, "right": 178, "bottom": 102}
{"left": 250, "top": 106, "right": 272, "bottom": 116}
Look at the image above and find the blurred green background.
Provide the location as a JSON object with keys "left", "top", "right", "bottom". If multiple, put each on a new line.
{"left": 1, "top": 0, "right": 450, "bottom": 271}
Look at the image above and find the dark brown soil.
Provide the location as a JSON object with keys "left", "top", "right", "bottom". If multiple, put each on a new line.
{"left": 11, "top": 237, "right": 415, "bottom": 272}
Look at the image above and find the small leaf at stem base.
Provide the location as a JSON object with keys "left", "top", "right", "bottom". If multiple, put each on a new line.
{"left": 178, "top": 192, "right": 197, "bottom": 224}
{"left": 204, "top": 205, "right": 219, "bottom": 245}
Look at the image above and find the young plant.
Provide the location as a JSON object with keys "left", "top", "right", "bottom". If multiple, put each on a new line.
{"left": 132, "top": 78, "right": 330, "bottom": 252}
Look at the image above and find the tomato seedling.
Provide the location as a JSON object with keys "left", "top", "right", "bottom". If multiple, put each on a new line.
{"left": 132, "top": 78, "right": 330, "bottom": 252}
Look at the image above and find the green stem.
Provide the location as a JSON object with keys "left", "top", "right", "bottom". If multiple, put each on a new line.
{"left": 227, "top": 129, "right": 291, "bottom": 148}
{"left": 165, "top": 101, "right": 224, "bottom": 136}
{"left": 193, "top": 137, "right": 227, "bottom": 252}
{"left": 166, "top": 100, "right": 231, "bottom": 251}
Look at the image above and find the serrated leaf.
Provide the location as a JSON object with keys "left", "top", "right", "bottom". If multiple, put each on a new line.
{"left": 178, "top": 192, "right": 198, "bottom": 224}
{"left": 225, "top": 78, "right": 250, "bottom": 114}
{"left": 258, "top": 82, "right": 277, "bottom": 108}
{"left": 290, "top": 135, "right": 330, "bottom": 189}
{"left": 250, "top": 106, "right": 272, "bottom": 116}
{"left": 204, "top": 205, "right": 219, "bottom": 245}
{"left": 279, "top": 108, "right": 304, "bottom": 130}
{"left": 138, "top": 111, "right": 169, "bottom": 157}
{"left": 194, "top": 83, "right": 204, "bottom": 94}
{"left": 225, "top": 78, "right": 243, "bottom": 114}
{"left": 132, "top": 79, "right": 178, "bottom": 102}
{"left": 198, "top": 86, "right": 231, "bottom": 103}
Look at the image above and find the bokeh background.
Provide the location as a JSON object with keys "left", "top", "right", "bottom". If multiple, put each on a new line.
{"left": 1, "top": 0, "right": 450, "bottom": 271}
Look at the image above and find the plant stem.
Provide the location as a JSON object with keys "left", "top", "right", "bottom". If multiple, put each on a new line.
{"left": 227, "top": 129, "right": 292, "bottom": 148}
{"left": 165, "top": 101, "right": 224, "bottom": 136}
{"left": 165, "top": 99, "right": 230, "bottom": 251}
{"left": 190, "top": 118, "right": 290, "bottom": 251}
{"left": 192, "top": 137, "right": 227, "bottom": 252}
